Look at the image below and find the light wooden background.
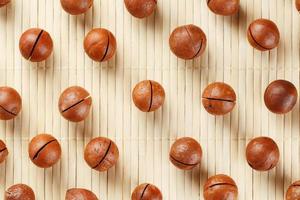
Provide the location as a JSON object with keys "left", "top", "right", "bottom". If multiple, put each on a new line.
{"left": 0, "top": 0, "right": 299, "bottom": 199}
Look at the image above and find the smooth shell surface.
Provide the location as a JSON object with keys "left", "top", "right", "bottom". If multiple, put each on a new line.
{"left": 124, "top": 0, "right": 157, "bottom": 18}
{"left": 207, "top": 0, "right": 239, "bottom": 16}
{"left": 60, "top": 0, "right": 93, "bottom": 15}
{"left": 65, "top": 188, "right": 98, "bottom": 200}
{"left": 131, "top": 183, "right": 162, "bottom": 200}
{"left": 5, "top": 184, "right": 35, "bottom": 200}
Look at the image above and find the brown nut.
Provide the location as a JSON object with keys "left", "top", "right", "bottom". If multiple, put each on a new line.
{"left": 0, "top": 87, "right": 22, "bottom": 120}
{"left": 202, "top": 82, "right": 236, "bottom": 115}
{"left": 169, "top": 24, "right": 207, "bottom": 60}
{"left": 5, "top": 184, "right": 35, "bottom": 200}
{"left": 58, "top": 86, "right": 92, "bottom": 122}
{"left": 131, "top": 183, "right": 162, "bottom": 200}
{"left": 286, "top": 181, "right": 300, "bottom": 200}
{"left": 246, "top": 136, "right": 279, "bottom": 171}
{"left": 207, "top": 0, "right": 239, "bottom": 16}
{"left": 124, "top": 0, "right": 157, "bottom": 18}
{"left": 28, "top": 134, "right": 61, "bottom": 168}
{"left": 297, "top": 0, "right": 300, "bottom": 11}
{"left": 203, "top": 174, "right": 238, "bottom": 200}
{"left": 169, "top": 137, "right": 202, "bottom": 170}
{"left": 0, "top": 0, "right": 10, "bottom": 7}
{"left": 19, "top": 28, "right": 53, "bottom": 62}
{"left": 264, "top": 80, "right": 298, "bottom": 114}
{"left": 84, "top": 28, "right": 117, "bottom": 62}
{"left": 132, "top": 80, "right": 165, "bottom": 112}
{"left": 0, "top": 139, "right": 8, "bottom": 164}
{"left": 65, "top": 188, "right": 98, "bottom": 200}
{"left": 247, "top": 18, "right": 280, "bottom": 51}
{"left": 61, "top": 0, "right": 93, "bottom": 15}
{"left": 84, "top": 137, "right": 119, "bottom": 172}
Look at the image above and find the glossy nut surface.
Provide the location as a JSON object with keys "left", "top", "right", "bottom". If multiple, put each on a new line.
{"left": 204, "top": 174, "right": 238, "bottom": 200}
{"left": 84, "top": 137, "right": 119, "bottom": 172}
{"left": 131, "top": 183, "right": 162, "bottom": 200}
{"left": 169, "top": 24, "right": 207, "bottom": 60}
{"left": 19, "top": 28, "right": 53, "bottom": 62}
{"left": 65, "top": 188, "right": 98, "bottom": 200}
{"left": 247, "top": 18, "right": 280, "bottom": 51}
{"left": 61, "top": 0, "right": 93, "bottom": 15}
{"left": 264, "top": 80, "right": 298, "bottom": 114}
{"left": 0, "top": 0, "right": 10, "bottom": 7}
{"left": 0, "top": 87, "right": 22, "bottom": 120}
{"left": 28, "top": 134, "right": 61, "bottom": 168}
{"left": 84, "top": 28, "right": 117, "bottom": 62}
{"left": 202, "top": 82, "right": 236, "bottom": 115}
{"left": 0, "top": 139, "right": 8, "bottom": 164}
{"left": 207, "top": 0, "right": 239, "bottom": 16}
{"left": 5, "top": 184, "right": 35, "bottom": 200}
{"left": 58, "top": 86, "right": 92, "bottom": 122}
{"left": 286, "top": 181, "right": 300, "bottom": 200}
{"left": 297, "top": 0, "right": 300, "bottom": 11}
{"left": 124, "top": 0, "right": 157, "bottom": 18}
{"left": 169, "top": 137, "right": 202, "bottom": 170}
{"left": 132, "top": 80, "right": 165, "bottom": 112}
{"left": 246, "top": 136, "right": 279, "bottom": 171}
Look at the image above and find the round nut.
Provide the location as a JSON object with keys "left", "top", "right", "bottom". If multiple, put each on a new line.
{"left": 203, "top": 174, "right": 238, "bottom": 200}
{"left": 286, "top": 180, "right": 300, "bottom": 200}
{"left": 131, "top": 183, "right": 162, "bottom": 200}
{"left": 84, "top": 28, "right": 117, "bottom": 62}
{"left": 0, "top": 0, "right": 10, "bottom": 7}
{"left": 58, "top": 86, "right": 92, "bottom": 122}
{"left": 297, "top": 0, "right": 300, "bottom": 11}
{"left": 124, "top": 0, "right": 157, "bottom": 18}
{"left": 246, "top": 136, "right": 279, "bottom": 171}
{"left": 65, "top": 188, "right": 98, "bottom": 200}
{"left": 169, "top": 137, "right": 202, "bottom": 170}
{"left": 132, "top": 80, "right": 165, "bottom": 112}
{"left": 207, "top": 0, "right": 239, "bottom": 16}
{"left": 60, "top": 0, "right": 93, "bottom": 15}
{"left": 169, "top": 24, "right": 207, "bottom": 60}
{"left": 247, "top": 18, "right": 280, "bottom": 51}
{"left": 5, "top": 184, "right": 35, "bottom": 200}
{"left": 84, "top": 137, "right": 119, "bottom": 172}
{"left": 202, "top": 82, "right": 236, "bottom": 115}
{"left": 0, "top": 139, "right": 8, "bottom": 164}
{"left": 0, "top": 87, "right": 22, "bottom": 120}
{"left": 19, "top": 28, "right": 53, "bottom": 62}
{"left": 28, "top": 133, "right": 61, "bottom": 168}
{"left": 264, "top": 80, "right": 297, "bottom": 114}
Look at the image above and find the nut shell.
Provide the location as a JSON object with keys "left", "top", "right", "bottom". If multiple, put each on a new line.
{"left": 28, "top": 134, "right": 61, "bottom": 168}
{"left": 84, "top": 137, "right": 119, "bottom": 172}
{"left": 286, "top": 181, "right": 300, "bottom": 200}
{"left": 60, "top": 0, "right": 93, "bottom": 15}
{"left": 0, "top": 139, "right": 8, "bottom": 164}
{"left": 202, "top": 82, "right": 236, "bottom": 115}
{"left": 65, "top": 188, "right": 98, "bottom": 200}
{"left": 169, "top": 137, "right": 202, "bottom": 170}
{"left": 0, "top": 87, "right": 22, "bottom": 120}
{"left": 0, "top": 0, "right": 10, "bottom": 7}
{"left": 124, "top": 0, "right": 157, "bottom": 18}
{"left": 246, "top": 136, "right": 279, "bottom": 171}
{"left": 58, "top": 86, "right": 92, "bottom": 122}
{"left": 247, "top": 18, "right": 280, "bottom": 51}
{"left": 264, "top": 80, "right": 297, "bottom": 114}
{"left": 131, "top": 183, "right": 162, "bottom": 200}
{"left": 203, "top": 174, "right": 238, "bottom": 200}
{"left": 84, "top": 28, "right": 117, "bottom": 62}
{"left": 132, "top": 80, "right": 165, "bottom": 112}
{"left": 5, "top": 184, "right": 35, "bottom": 200}
{"left": 19, "top": 28, "right": 53, "bottom": 62}
{"left": 297, "top": 0, "right": 300, "bottom": 11}
{"left": 169, "top": 24, "right": 207, "bottom": 60}
{"left": 207, "top": 0, "right": 239, "bottom": 16}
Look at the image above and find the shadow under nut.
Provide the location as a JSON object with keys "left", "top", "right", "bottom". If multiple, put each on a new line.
{"left": 0, "top": 0, "right": 10, "bottom": 7}
{"left": 60, "top": 0, "right": 93, "bottom": 15}
{"left": 66, "top": 188, "right": 98, "bottom": 200}
{"left": 0, "top": 87, "right": 22, "bottom": 120}
{"left": 5, "top": 184, "right": 35, "bottom": 200}
{"left": 84, "top": 28, "right": 117, "bottom": 62}
{"left": 169, "top": 24, "right": 207, "bottom": 60}
{"left": 124, "top": 0, "right": 157, "bottom": 18}
{"left": 286, "top": 180, "right": 300, "bottom": 200}
{"left": 131, "top": 183, "right": 162, "bottom": 200}
{"left": 207, "top": 0, "right": 239, "bottom": 16}
{"left": 28, "top": 134, "right": 61, "bottom": 168}
{"left": 0, "top": 139, "right": 8, "bottom": 164}
{"left": 19, "top": 28, "right": 53, "bottom": 62}
{"left": 84, "top": 137, "right": 119, "bottom": 172}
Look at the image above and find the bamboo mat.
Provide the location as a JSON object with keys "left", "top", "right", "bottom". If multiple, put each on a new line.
{"left": 0, "top": 0, "right": 299, "bottom": 199}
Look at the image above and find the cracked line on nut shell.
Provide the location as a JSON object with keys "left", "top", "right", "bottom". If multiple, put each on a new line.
{"left": 0, "top": 147, "right": 7, "bottom": 153}
{"left": 0, "top": 104, "right": 17, "bottom": 116}
{"left": 184, "top": 26, "right": 203, "bottom": 59}
{"left": 140, "top": 184, "right": 150, "bottom": 199}
{"left": 202, "top": 97, "right": 235, "bottom": 103}
{"left": 148, "top": 81, "right": 153, "bottom": 112}
{"left": 100, "top": 32, "right": 110, "bottom": 62}
{"left": 170, "top": 155, "right": 199, "bottom": 166}
{"left": 208, "top": 182, "right": 237, "bottom": 189}
{"left": 33, "top": 139, "right": 56, "bottom": 160}
{"left": 29, "top": 30, "right": 44, "bottom": 60}
{"left": 248, "top": 28, "right": 270, "bottom": 51}
{"left": 92, "top": 141, "right": 112, "bottom": 169}
{"left": 62, "top": 96, "right": 91, "bottom": 113}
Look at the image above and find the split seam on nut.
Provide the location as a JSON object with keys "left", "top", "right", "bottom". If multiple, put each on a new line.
{"left": 100, "top": 32, "right": 110, "bottom": 62}
{"left": 28, "top": 30, "right": 44, "bottom": 61}
{"left": 62, "top": 95, "right": 91, "bottom": 113}
{"left": 33, "top": 139, "right": 56, "bottom": 159}
{"left": 0, "top": 147, "right": 7, "bottom": 153}
{"left": 148, "top": 81, "right": 153, "bottom": 112}
{"left": 170, "top": 155, "right": 198, "bottom": 166}
{"left": 0, "top": 104, "right": 17, "bottom": 116}
{"left": 140, "top": 184, "right": 150, "bottom": 199}
{"left": 93, "top": 140, "right": 112, "bottom": 169}
{"left": 184, "top": 26, "right": 202, "bottom": 59}
{"left": 202, "top": 97, "right": 235, "bottom": 103}
{"left": 248, "top": 28, "right": 269, "bottom": 51}
{"left": 208, "top": 182, "right": 237, "bottom": 189}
